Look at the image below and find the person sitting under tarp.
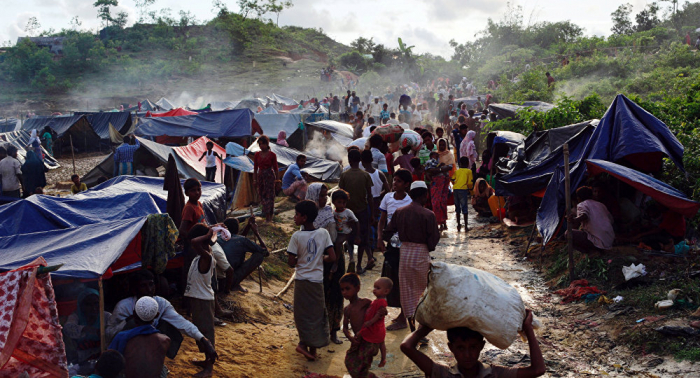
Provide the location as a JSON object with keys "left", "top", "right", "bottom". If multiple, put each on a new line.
{"left": 106, "top": 270, "right": 217, "bottom": 366}
{"left": 63, "top": 288, "right": 114, "bottom": 372}
{"left": 217, "top": 217, "right": 269, "bottom": 293}
{"left": 566, "top": 186, "right": 615, "bottom": 254}
{"left": 634, "top": 202, "right": 686, "bottom": 251}
{"left": 472, "top": 178, "right": 494, "bottom": 216}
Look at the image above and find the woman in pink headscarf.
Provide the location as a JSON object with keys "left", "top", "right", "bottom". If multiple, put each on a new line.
{"left": 276, "top": 131, "right": 289, "bottom": 147}
{"left": 460, "top": 130, "right": 478, "bottom": 171}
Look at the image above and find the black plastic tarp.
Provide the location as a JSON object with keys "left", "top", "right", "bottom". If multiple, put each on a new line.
{"left": 75, "top": 111, "right": 133, "bottom": 140}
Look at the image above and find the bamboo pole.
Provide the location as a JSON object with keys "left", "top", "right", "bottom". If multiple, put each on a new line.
{"left": 99, "top": 276, "right": 106, "bottom": 353}
{"left": 563, "top": 144, "right": 575, "bottom": 282}
{"left": 69, "top": 135, "right": 76, "bottom": 174}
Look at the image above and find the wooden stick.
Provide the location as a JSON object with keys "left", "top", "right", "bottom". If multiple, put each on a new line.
{"left": 563, "top": 144, "right": 575, "bottom": 282}
{"left": 275, "top": 272, "right": 295, "bottom": 298}
{"left": 525, "top": 221, "right": 537, "bottom": 256}
{"left": 99, "top": 276, "right": 106, "bottom": 353}
{"left": 69, "top": 135, "right": 76, "bottom": 174}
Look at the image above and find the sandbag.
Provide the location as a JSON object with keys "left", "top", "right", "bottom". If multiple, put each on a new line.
{"left": 414, "top": 262, "right": 526, "bottom": 349}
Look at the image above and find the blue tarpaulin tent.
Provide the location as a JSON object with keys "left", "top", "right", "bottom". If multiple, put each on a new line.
{"left": 496, "top": 121, "right": 597, "bottom": 197}
{"left": 135, "top": 109, "right": 254, "bottom": 138}
{"left": 0, "top": 176, "right": 225, "bottom": 279}
{"left": 0, "top": 130, "right": 60, "bottom": 169}
{"left": 254, "top": 113, "right": 301, "bottom": 139}
{"left": 0, "top": 118, "right": 18, "bottom": 133}
{"left": 586, "top": 160, "right": 700, "bottom": 218}
{"left": 75, "top": 111, "right": 133, "bottom": 140}
{"left": 537, "top": 95, "right": 686, "bottom": 244}
{"left": 20, "top": 115, "right": 100, "bottom": 151}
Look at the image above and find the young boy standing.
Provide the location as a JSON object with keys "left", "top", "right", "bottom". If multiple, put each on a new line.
{"left": 198, "top": 141, "right": 223, "bottom": 182}
{"left": 356, "top": 277, "right": 392, "bottom": 369}
{"left": 184, "top": 223, "right": 218, "bottom": 377}
{"left": 287, "top": 200, "right": 336, "bottom": 361}
{"left": 400, "top": 310, "right": 545, "bottom": 378}
{"left": 339, "top": 149, "right": 374, "bottom": 275}
{"left": 340, "top": 274, "right": 373, "bottom": 378}
{"left": 452, "top": 156, "right": 474, "bottom": 232}
{"left": 332, "top": 189, "right": 360, "bottom": 272}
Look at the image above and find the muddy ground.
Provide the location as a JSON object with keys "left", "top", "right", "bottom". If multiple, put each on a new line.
{"left": 162, "top": 207, "right": 700, "bottom": 377}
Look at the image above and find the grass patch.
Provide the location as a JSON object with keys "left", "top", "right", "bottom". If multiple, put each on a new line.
{"left": 262, "top": 253, "right": 292, "bottom": 281}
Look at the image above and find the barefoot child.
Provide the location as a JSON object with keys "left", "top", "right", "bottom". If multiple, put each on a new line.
{"left": 400, "top": 310, "right": 545, "bottom": 378}
{"left": 198, "top": 141, "right": 223, "bottom": 182}
{"left": 452, "top": 156, "right": 474, "bottom": 232}
{"left": 342, "top": 274, "right": 390, "bottom": 378}
{"left": 287, "top": 200, "right": 337, "bottom": 361}
{"left": 332, "top": 189, "right": 360, "bottom": 272}
{"left": 357, "top": 277, "right": 392, "bottom": 368}
{"left": 184, "top": 223, "right": 219, "bottom": 377}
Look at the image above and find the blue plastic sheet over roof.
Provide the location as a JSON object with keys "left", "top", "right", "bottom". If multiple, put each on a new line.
{"left": 135, "top": 109, "right": 254, "bottom": 138}
{"left": 0, "top": 130, "right": 60, "bottom": 169}
{"left": 255, "top": 113, "right": 301, "bottom": 138}
{"left": 75, "top": 111, "right": 133, "bottom": 139}
{"left": 0, "top": 176, "right": 226, "bottom": 279}
{"left": 537, "top": 95, "right": 686, "bottom": 244}
{"left": 586, "top": 160, "right": 700, "bottom": 218}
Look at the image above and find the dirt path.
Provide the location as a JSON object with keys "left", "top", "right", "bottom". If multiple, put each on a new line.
{"left": 168, "top": 209, "right": 700, "bottom": 377}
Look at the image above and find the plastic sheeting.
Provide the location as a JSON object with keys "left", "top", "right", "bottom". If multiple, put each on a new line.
{"left": 586, "top": 160, "right": 700, "bottom": 218}
{"left": 223, "top": 156, "right": 254, "bottom": 173}
{"left": 135, "top": 109, "right": 254, "bottom": 138}
{"left": 489, "top": 102, "right": 555, "bottom": 120}
{"left": 82, "top": 137, "right": 204, "bottom": 186}
{"left": 271, "top": 93, "right": 298, "bottom": 106}
{"left": 537, "top": 95, "right": 686, "bottom": 245}
{"left": 248, "top": 138, "right": 342, "bottom": 182}
{"left": 0, "top": 130, "right": 60, "bottom": 169}
{"left": 254, "top": 113, "right": 301, "bottom": 138}
{"left": 496, "top": 121, "right": 597, "bottom": 197}
{"left": 0, "top": 118, "right": 18, "bottom": 133}
{"left": 75, "top": 111, "right": 133, "bottom": 139}
{"left": 172, "top": 137, "right": 226, "bottom": 184}
{"left": 156, "top": 97, "right": 176, "bottom": 110}
{"left": 225, "top": 141, "right": 248, "bottom": 157}
{"left": 306, "top": 120, "right": 353, "bottom": 138}
{"left": 146, "top": 108, "right": 198, "bottom": 118}
{"left": 20, "top": 115, "right": 100, "bottom": 151}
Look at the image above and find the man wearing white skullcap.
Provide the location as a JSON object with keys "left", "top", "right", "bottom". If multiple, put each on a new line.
{"left": 381, "top": 180, "right": 439, "bottom": 334}
{"left": 110, "top": 296, "right": 172, "bottom": 378}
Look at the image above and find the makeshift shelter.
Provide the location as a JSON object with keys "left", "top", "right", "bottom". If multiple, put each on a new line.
{"left": 171, "top": 137, "right": 227, "bottom": 184}
{"left": 486, "top": 130, "right": 526, "bottom": 173}
{"left": 82, "top": 137, "right": 203, "bottom": 186}
{"left": 0, "top": 130, "right": 60, "bottom": 169}
{"left": 21, "top": 115, "right": 100, "bottom": 152}
{"left": 155, "top": 97, "right": 176, "bottom": 111}
{"left": 210, "top": 101, "right": 238, "bottom": 111}
{"left": 586, "top": 160, "right": 700, "bottom": 218}
{"left": 75, "top": 111, "right": 134, "bottom": 140}
{"left": 125, "top": 99, "right": 157, "bottom": 112}
{"left": 489, "top": 102, "right": 555, "bottom": 120}
{"left": 145, "top": 108, "right": 197, "bottom": 118}
{"left": 234, "top": 98, "right": 267, "bottom": 111}
{"left": 537, "top": 94, "right": 686, "bottom": 245}
{"left": 221, "top": 142, "right": 257, "bottom": 210}
{"left": 249, "top": 138, "right": 342, "bottom": 182}
{"left": 135, "top": 109, "right": 255, "bottom": 139}
{"left": 254, "top": 113, "right": 301, "bottom": 141}
{"left": 496, "top": 120, "right": 598, "bottom": 197}
{"left": 0, "top": 118, "right": 18, "bottom": 133}
{"left": 0, "top": 258, "right": 69, "bottom": 377}
{"left": 270, "top": 93, "right": 297, "bottom": 106}
{"left": 259, "top": 106, "right": 279, "bottom": 114}
{"left": 288, "top": 119, "right": 354, "bottom": 150}
{"left": 0, "top": 176, "right": 225, "bottom": 278}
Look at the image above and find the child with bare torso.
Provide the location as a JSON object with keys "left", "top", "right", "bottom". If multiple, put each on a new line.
{"left": 342, "top": 274, "right": 391, "bottom": 377}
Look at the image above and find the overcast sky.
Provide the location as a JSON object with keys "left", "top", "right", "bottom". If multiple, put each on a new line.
{"left": 2, "top": 0, "right": 658, "bottom": 58}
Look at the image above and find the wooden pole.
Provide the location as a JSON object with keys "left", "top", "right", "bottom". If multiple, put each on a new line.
{"left": 524, "top": 221, "right": 537, "bottom": 256}
{"left": 563, "top": 143, "right": 575, "bottom": 282}
{"left": 98, "top": 276, "right": 106, "bottom": 353}
{"left": 69, "top": 135, "right": 76, "bottom": 174}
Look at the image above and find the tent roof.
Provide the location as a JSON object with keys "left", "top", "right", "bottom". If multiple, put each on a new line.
{"left": 135, "top": 109, "right": 254, "bottom": 138}
{"left": 487, "top": 130, "right": 526, "bottom": 150}
{"left": 271, "top": 93, "right": 298, "bottom": 106}
{"left": 235, "top": 98, "right": 266, "bottom": 111}
{"left": 0, "top": 130, "right": 60, "bottom": 169}
{"left": 496, "top": 121, "right": 597, "bottom": 197}
{"left": 254, "top": 113, "right": 301, "bottom": 138}
{"left": 586, "top": 159, "right": 700, "bottom": 218}
{"left": 306, "top": 120, "right": 354, "bottom": 138}
{"left": 172, "top": 137, "right": 227, "bottom": 184}
{"left": 145, "top": 108, "right": 198, "bottom": 118}
{"left": 75, "top": 111, "right": 133, "bottom": 139}
{"left": 0, "top": 118, "right": 18, "bottom": 133}
{"left": 538, "top": 94, "right": 687, "bottom": 245}
{"left": 0, "top": 176, "right": 225, "bottom": 279}
{"left": 489, "top": 102, "right": 555, "bottom": 120}
{"left": 21, "top": 115, "right": 92, "bottom": 138}
{"left": 249, "top": 138, "right": 342, "bottom": 182}
{"left": 156, "top": 97, "right": 176, "bottom": 111}
{"left": 125, "top": 99, "right": 157, "bottom": 112}
{"left": 259, "top": 106, "right": 279, "bottom": 114}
